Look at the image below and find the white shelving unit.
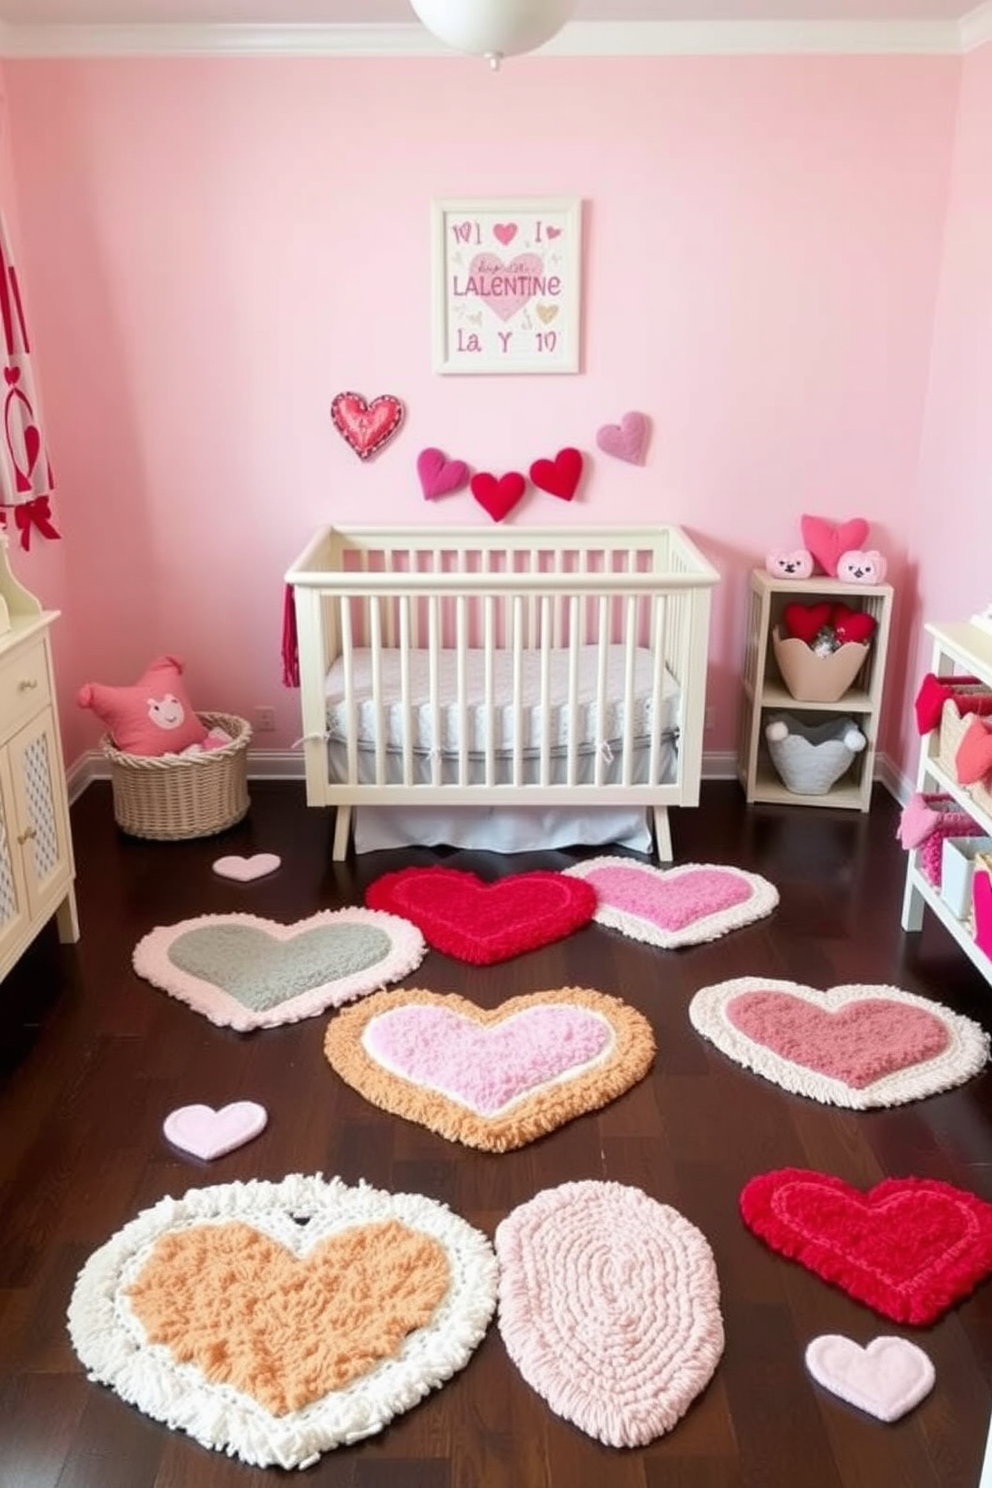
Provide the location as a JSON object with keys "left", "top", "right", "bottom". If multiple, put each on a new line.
{"left": 737, "top": 569, "right": 893, "bottom": 810}
{"left": 901, "top": 619, "right": 992, "bottom": 982}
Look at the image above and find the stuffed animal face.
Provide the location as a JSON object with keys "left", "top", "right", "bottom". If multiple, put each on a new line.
{"left": 766, "top": 548, "right": 814, "bottom": 580}
{"left": 836, "top": 549, "right": 887, "bottom": 584}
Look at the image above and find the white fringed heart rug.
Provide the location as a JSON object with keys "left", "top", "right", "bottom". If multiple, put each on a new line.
{"left": 565, "top": 858, "right": 778, "bottom": 948}
{"left": 68, "top": 1174, "right": 497, "bottom": 1470}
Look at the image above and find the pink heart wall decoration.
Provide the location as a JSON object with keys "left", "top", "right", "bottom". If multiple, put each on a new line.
{"left": 163, "top": 1101, "right": 268, "bottom": 1160}
{"left": 417, "top": 447, "right": 470, "bottom": 500}
{"left": 595, "top": 411, "right": 650, "bottom": 465}
{"left": 330, "top": 392, "right": 404, "bottom": 461}
{"left": 800, "top": 515, "right": 870, "bottom": 577}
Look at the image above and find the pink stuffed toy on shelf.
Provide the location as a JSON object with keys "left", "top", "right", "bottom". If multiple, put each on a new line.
{"left": 766, "top": 516, "right": 888, "bottom": 584}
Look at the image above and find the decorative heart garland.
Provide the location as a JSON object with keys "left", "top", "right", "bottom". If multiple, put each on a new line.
{"left": 330, "top": 391, "right": 404, "bottom": 461}
{"left": 365, "top": 866, "right": 596, "bottom": 964}
{"left": 132, "top": 908, "right": 426, "bottom": 1030}
{"left": 416, "top": 446, "right": 471, "bottom": 500}
{"left": 495, "top": 1181, "right": 724, "bottom": 1446}
{"left": 805, "top": 1334, "right": 935, "bottom": 1422}
{"left": 564, "top": 858, "right": 778, "bottom": 948}
{"left": 740, "top": 1168, "right": 992, "bottom": 1324}
{"left": 689, "top": 978, "right": 988, "bottom": 1107}
{"left": 67, "top": 1174, "right": 497, "bottom": 1469}
{"left": 163, "top": 1101, "right": 268, "bottom": 1160}
{"left": 469, "top": 470, "right": 527, "bottom": 523}
{"left": 529, "top": 447, "right": 583, "bottom": 501}
{"left": 595, "top": 411, "right": 650, "bottom": 465}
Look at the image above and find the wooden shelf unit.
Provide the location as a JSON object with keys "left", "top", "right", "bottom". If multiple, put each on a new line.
{"left": 737, "top": 569, "right": 893, "bottom": 811}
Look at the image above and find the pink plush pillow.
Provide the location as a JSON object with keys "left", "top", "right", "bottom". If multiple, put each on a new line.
{"left": 77, "top": 654, "right": 208, "bottom": 757}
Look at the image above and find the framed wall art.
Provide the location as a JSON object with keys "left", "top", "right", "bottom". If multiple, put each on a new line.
{"left": 431, "top": 197, "right": 582, "bottom": 375}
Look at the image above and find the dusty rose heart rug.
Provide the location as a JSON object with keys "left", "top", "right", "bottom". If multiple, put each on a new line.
{"left": 805, "top": 1334, "right": 935, "bottom": 1422}
{"left": 495, "top": 1180, "right": 724, "bottom": 1446}
{"left": 689, "top": 977, "right": 988, "bottom": 1108}
{"left": 740, "top": 1168, "right": 992, "bottom": 1325}
{"left": 323, "top": 986, "right": 655, "bottom": 1152}
{"left": 132, "top": 909, "right": 426, "bottom": 1031}
{"left": 365, "top": 867, "right": 597, "bottom": 964}
{"left": 565, "top": 858, "right": 778, "bottom": 948}
{"left": 163, "top": 1101, "right": 268, "bottom": 1160}
{"left": 67, "top": 1173, "right": 496, "bottom": 1470}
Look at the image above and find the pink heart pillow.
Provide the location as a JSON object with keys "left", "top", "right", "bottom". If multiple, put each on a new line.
{"left": 77, "top": 654, "right": 208, "bottom": 757}
{"left": 956, "top": 716, "right": 992, "bottom": 787}
{"left": 800, "top": 515, "right": 870, "bottom": 577}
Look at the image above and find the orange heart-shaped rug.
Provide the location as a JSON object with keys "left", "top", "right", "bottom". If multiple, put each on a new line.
{"left": 67, "top": 1174, "right": 497, "bottom": 1469}
{"left": 324, "top": 986, "right": 655, "bottom": 1151}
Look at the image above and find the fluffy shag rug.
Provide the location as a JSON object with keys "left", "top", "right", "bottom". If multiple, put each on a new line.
{"left": 740, "top": 1168, "right": 992, "bottom": 1325}
{"left": 324, "top": 986, "right": 655, "bottom": 1152}
{"left": 364, "top": 866, "right": 597, "bottom": 964}
{"left": 495, "top": 1180, "right": 724, "bottom": 1447}
{"left": 805, "top": 1334, "right": 935, "bottom": 1422}
{"left": 564, "top": 858, "right": 778, "bottom": 948}
{"left": 67, "top": 1174, "right": 497, "bottom": 1470}
{"left": 689, "top": 977, "right": 989, "bottom": 1108}
{"left": 132, "top": 908, "right": 426, "bottom": 1030}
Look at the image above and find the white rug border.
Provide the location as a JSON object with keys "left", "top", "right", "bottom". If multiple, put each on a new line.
{"left": 132, "top": 908, "right": 426, "bottom": 1030}
{"left": 67, "top": 1172, "right": 497, "bottom": 1470}
{"left": 689, "top": 977, "right": 990, "bottom": 1108}
{"left": 565, "top": 857, "right": 779, "bottom": 948}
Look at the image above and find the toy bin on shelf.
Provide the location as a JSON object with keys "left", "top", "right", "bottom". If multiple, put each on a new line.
{"left": 771, "top": 627, "right": 869, "bottom": 704}
{"left": 940, "top": 835, "right": 992, "bottom": 920}
{"left": 765, "top": 714, "right": 865, "bottom": 796}
{"left": 937, "top": 696, "right": 992, "bottom": 818}
{"left": 103, "top": 711, "right": 251, "bottom": 840}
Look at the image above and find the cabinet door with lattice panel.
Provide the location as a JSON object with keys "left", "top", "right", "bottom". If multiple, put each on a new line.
{"left": 7, "top": 707, "right": 72, "bottom": 924}
{"left": 0, "top": 748, "right": 29, "bottom": 969}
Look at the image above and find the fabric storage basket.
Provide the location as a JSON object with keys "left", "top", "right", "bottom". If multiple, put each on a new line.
{"left": 765, "top": 714, "right": 864, "bottom": 795}
{"left": 103, "top": 711, "right": 251, "bottom": 840}
{"left": 937, "top": 698, "right": 992, "bottom": 817}
{"left": 771, "top": 627, "right": 869, "bottom": 704}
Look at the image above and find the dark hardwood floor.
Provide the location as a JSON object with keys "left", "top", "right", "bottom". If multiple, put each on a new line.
{"left": 1, "top": 780, "right": 991, "bottom": 1487}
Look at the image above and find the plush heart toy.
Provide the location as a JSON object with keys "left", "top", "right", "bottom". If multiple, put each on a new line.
{"left": 782, "top": 602, "right": 833, "bottom": 644}
{"left": 801, "top": 516, "right": 870, "bottom": 577}
{"left": 831, "top": 604, "right": 876, "bottom": 645}
{"left": 955, "top": 716, "right": 992, "bottom": 787}
{"left": 330, "top": 392, "right": 404, "bottom": 461}
{"left": 529, "top": 447, "right": 583, "bottom": 502}
{"left": 836, "top": 549, "right": 887, "bottom": 584}
{"left": 470, "top": 471, "right": 527, "bottom": 523}
{"left": 595, "top": 411, "right": 650, "bottom": 466}
{"left": 766, "top": 549, "right": 814, "bottom": 580}
{"left": 417, "top": 447, "right": 470, "bottom": 500}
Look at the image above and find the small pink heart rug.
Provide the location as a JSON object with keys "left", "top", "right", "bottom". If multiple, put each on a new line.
{"left": 495, "top": 1180, "right": 724, "bottom": 1446}
{"left": 323, "top": 986, "right": 655, "bottom": 1152}
{"left": 212, "top": 853, "right": 281, "bottom": 883}
{"left": 805, "top": 1334, "right": 934, "bottom": 1422}
{"left": 565, "top": 858, "right": 778, "bottom": 948}
{"left": 163, "top": 1101, "right": 268, "bottom": 1160}
{"left": 689, "top": 978, "right": 989, "bottom": 1108}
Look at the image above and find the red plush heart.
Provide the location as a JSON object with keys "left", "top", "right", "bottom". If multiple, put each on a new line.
{"left": 740, "top": 1168, "right": 992, "bottom": 1325}
{"left": 955, "top": 716, "right": 992, "bottom": 786}
{"left": 914, "top": 673, "right": 992, "bottom": 735}
{"left": 782, "top": 602, "right": 833, "bottom": 644}
{"left": 831, "top": 604, "right": 876, "bottom": 645}
{"left": 365, "top": 867, "right": 597, "bottom": 965}
{"left": 470, "top": 471, "right": 527, "bottom": 523}
{"left": 801, "top": 516, "right": 870, "bottom": 577}
{"left": 529, "top": 447, "right": 584, "bottom": 501}
{"left": 330, "top": 392, "right": 404, "bottom": 461}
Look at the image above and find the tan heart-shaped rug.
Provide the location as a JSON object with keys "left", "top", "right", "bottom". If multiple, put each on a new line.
{"left": 132, "top": 908, "right": 426, "bottom": 1030}
{"left": 324, "top": 986, "right": 655, "bottom": 1151}
{"left": 68, "top": 1174, "right": 497, "bottom": 1469}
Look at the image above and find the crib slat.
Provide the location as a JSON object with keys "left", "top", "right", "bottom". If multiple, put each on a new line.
{"left": 484, "top": 595, "right": 495, "bottom": 787}
{"left": 649, "top": 595, "right": 666, "bottom": 785}
{"left": 512, "top": 594, "right": 524, "bottom": 787}
{"left": 400, "top": 596, "right": 413, "bottom": 787}
{"left": 370, "top": 597, "right": 386, "bottom": 785}
{"left": 429, "top": 595, "right": 441, "bottom": 788}
{"left": 341, "top": 600, "right": 357, "bottom": 786}
{"left": 567, "top": 594, "right": 580, "bottom": 786}
{"left": 456, "top": 595, "right": 468, "bottom": 787}
{"left": 622, "top": 595, "right": 638, "bottom": 787}
{"left": 595, "top": 595, "right": 610, "bottom": 788}
{"left": 539, "top": 596, "right": 552, "bottom": 787}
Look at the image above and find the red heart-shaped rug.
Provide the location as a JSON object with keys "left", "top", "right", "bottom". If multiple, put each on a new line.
{"left": 831, "top": 604, "right": 876, "bottom": 645}
{"left": 801, "top": 515, "right": 870, "bottom": 577}
{"left": 529, "top": 447, "right": 583, "bottom": 501}
{"left": 956, "top": 716, "right": 992, "bottom": 786}
{"left": 740, "top": 1168, "right": 992, "bottom": 1324}
{"left": 470, "top": 471, "right": 527, "bottom": 523}
{"left": 330, "top": 391, "right": 404, "bottom": 461}
{"left": 365, "top": 867, "right": 597, "bottom": 964}
{"left": 782, "top": 601, "right": 833, "bottom": 644}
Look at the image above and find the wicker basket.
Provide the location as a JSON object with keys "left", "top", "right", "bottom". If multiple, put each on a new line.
{"left": 937, "top": 698, "right": 992, "bottom": 818}
{"left": 103, "top": 711, "right": 252, "bottom": 840}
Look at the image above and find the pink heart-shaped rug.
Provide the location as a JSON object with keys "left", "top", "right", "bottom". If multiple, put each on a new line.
{"left": 800, "top": 515, "right": 870, "bottom": 577}
{"left": 805, "top": 1335, "right": 934, "bottom": 1422}
{"left": 565, "top": 858, "right": 778, "bottom": 948}
{"left": 324, "top": 986, "right": 655, "bottom": 1152}
{"left": 740, "top": 1168, "right": 992, "bottom": 1324}
{"left": 163, "top": 1101, "right": 268, "bottom": 1160}
{"left": 595, "top": 411, "right": 650, "bottom": 465}
{"left": 689, "top": 978, "right": 988, "bottom": 1107}
{"left": 212, "top": 853, "right": 281, "bottom": 883}
{"left": 416, "top": 446, "right": 470, "bottom": 500}
{"left": 495, "top": 1180, "right": 723, "bottom": 1446}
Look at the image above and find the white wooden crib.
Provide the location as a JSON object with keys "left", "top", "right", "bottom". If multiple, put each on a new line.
{"left": 286, "top": 525, "right": 719, "bottom": 861}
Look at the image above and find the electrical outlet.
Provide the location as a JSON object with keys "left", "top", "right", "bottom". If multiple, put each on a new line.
{"left": 705, "top": 707, "right": 716, "bottom": 732}
{"left": 255, "top": 706, "right": 276, "bottom": 732}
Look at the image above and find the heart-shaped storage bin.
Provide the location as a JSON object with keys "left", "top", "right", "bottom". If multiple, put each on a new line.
{"left": 766, "top": 714, "right": 863, "bottom": 795}
{"left": 772, "top": 628, "right": 869, "bottom": 704}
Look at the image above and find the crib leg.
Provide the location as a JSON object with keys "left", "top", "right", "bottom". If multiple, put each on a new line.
{"left": 332, "top": 806, "right": 353, "bottom": 862}
{"left": 652, "top": 807, "right": 673, "bottom": 864}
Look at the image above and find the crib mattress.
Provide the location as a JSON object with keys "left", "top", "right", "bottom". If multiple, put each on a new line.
{"left": 324, "top": 645, "right": 680, "bottom": 755}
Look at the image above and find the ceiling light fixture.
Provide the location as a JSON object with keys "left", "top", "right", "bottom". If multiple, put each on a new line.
{"left": 409, "top": 0, "right": 577, "bottom": 70}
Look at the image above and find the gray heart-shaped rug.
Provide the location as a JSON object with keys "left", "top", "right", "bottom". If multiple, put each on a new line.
{"left": 132, "top": 909, "right": 426, "bottom": 1030}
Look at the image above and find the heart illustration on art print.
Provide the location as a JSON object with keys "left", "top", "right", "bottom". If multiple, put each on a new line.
{"left": 689, "top": 978, "right": 988, "bottom": 1107}
{"left": 324, "top": 986, "right": 655, "bottom": 1151}
{"left": 565, "top": 858, "right": 778, "bottom": 948}
{"left": 800, "top": 515, "right": 870, "bottom": 577}
{"left": 492, "top": 222, "right": 518, "bottom": 246}
{"left": 740, "top": 1168, "right": 992, "bottom": 1324}
{"left": 529, "top": 447, "right": 583, "bottom": 501}
{"left": 805, "top": 1334, "right": 935, "bottom": 1422}
{"left": 330, "top": 392, "right": 404, "bottom": 461}
{"left": 163, "top": 1101, "right": 268, "bottom": 1160}
{"left": 469, "top": 471, "right": 527, "bottom": 524}
{"left": 468, "top": 252, "right": 543, "bottom": 322}
{"left": 416, "top": 447, "right": 471, "bottom": 500}
{"left": 595, "top": 411, "right": 650, "bottom": 466}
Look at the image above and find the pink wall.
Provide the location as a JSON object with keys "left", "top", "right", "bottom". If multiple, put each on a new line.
{"left": 1, "top": 52, "right": 960, "bottom": 768}
{"left": 891, "top": 42, "right": 992, "bottom": 779}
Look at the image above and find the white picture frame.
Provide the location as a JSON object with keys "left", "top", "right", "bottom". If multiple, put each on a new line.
{"left": 431, "top": 197, "right": 582, "bottom": 375}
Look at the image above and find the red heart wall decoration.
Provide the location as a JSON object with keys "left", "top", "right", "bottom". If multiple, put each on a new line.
{"left": 782, "top": 602, "right": 833, "bottom": 643}
{"left": 800, "top": 515, "right": 871, "bottom": 577}
{"left": 529, "top": 447, "right": 584, "bottom": 501}
{"left": 470, "top": 471, "right": 527, "bottom": 524}
{"left": 955, "top": 716, "right": 992, "bottom": 786}
{"left": 330, "top": 392, "right": 404, "bottom": 462}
